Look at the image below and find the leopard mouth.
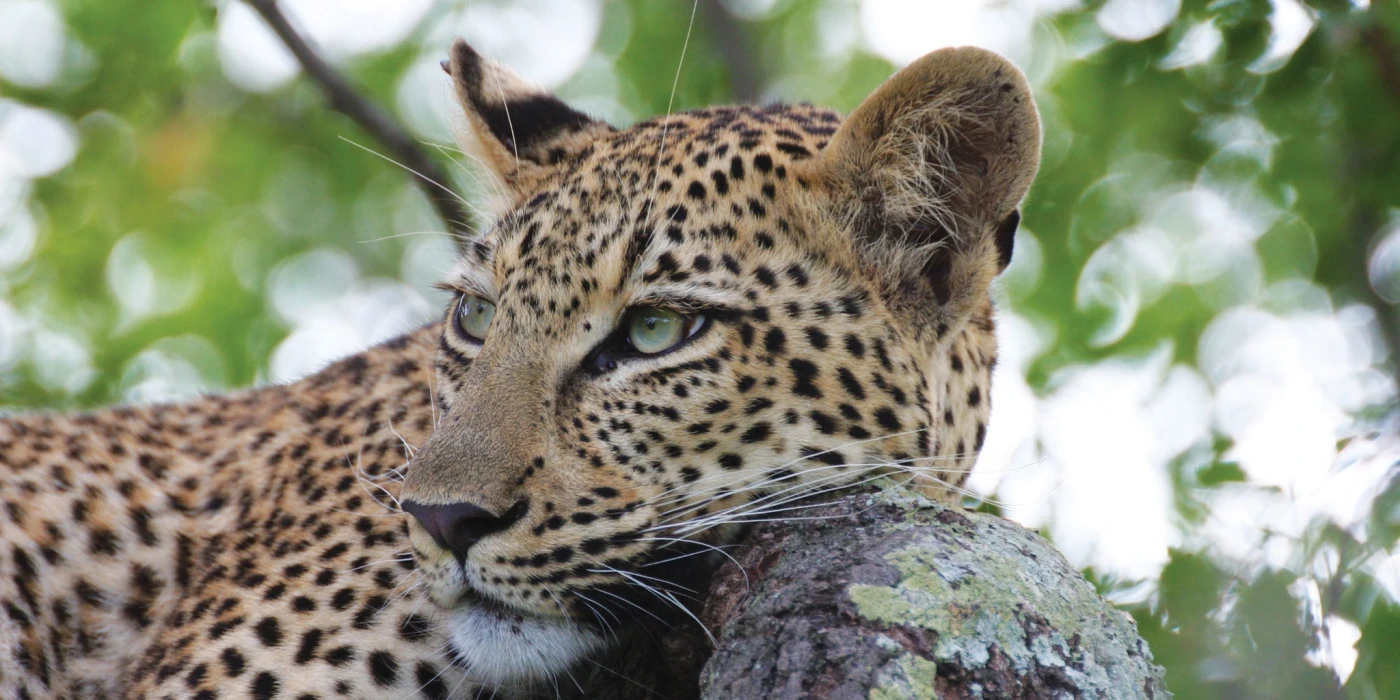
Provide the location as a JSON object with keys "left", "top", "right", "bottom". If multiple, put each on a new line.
{"left": 455, "top": 586, "right": 526, "bottom": 619}
{"left": 415, "top": 529, "right": 723, "bottom": 688}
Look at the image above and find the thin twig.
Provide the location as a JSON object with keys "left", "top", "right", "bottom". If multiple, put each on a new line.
{"left": 1360, "top": 24, "right": 1400, "bottom": 106}
{"left": 700, "top": 0, "right": 763, "bottom": 103}
{"left": 245, "top": 0, "right": 473, "bottom": 238}
{"left": 1354, "top": 19, "right": 1400, "bottom": 388}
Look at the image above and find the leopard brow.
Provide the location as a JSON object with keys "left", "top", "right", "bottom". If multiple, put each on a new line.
{"left": 629, "top": 288, "right": 744, "bottom": 314}
{"left": 437, "top": 259, "right": 496, "bottom": 299}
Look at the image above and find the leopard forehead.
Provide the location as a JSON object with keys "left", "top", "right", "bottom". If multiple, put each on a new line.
{"left": 444, "top": 104, "right": 844, "bottom": 312}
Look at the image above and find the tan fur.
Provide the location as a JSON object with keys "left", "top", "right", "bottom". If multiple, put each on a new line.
{"left": 816, "top": 46, "right": 1040, "bottom": 336}
{"left": 1, "top": 40, "right": 1039, "bottom": 699}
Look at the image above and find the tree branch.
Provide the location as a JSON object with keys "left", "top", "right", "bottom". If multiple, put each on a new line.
{"left": 564, "top": 484, "right": 1169, "bottom": 698}
{"left": 697, "top": 485, "right": 1169, "bottom": 698}
{"left": 245, "top": 0, "right": 474, "bottom": 238}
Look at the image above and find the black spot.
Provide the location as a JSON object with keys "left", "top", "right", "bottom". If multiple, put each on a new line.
{"left": 739, "top": 323, "right": 756, "bottom": 348}
{"left": 400, "top": 613, "right": 433, "bottom": 642}
{"left": 89, "top": 529, "right": 120, "bottom": 556}
{"left": 874, "top": 408, "right": 902, "bottom": 431}
{"left": 776, "top": 142, "right": 812, "bottom": 158}
{"left": 755, "top": 266, "right": 778, "bottom": 288}
{"left": 766, "top": 468, "right": 798, "bottom": 483}
{"left": 416, "top": 662, "right": 450, "bottom": 700}
{"left": 786, "top": 265, "right": 810, "bottom": 286}
{"left": 330, "top": 588, "right": 356, "bottom": 611}
{"left": 801, "top": 446, "right": 847, "bottom": 466}
{"left": 740, "top": 423, "right": 772, "bottom": 444}
{"left": 324, "top": 646, "right": 355, "bottom": 666}
{"left": 368, "top": 650, "right": 399, "bottom": 687}
{"left": 687, "top": 181, "right": 707, "bottom": 199}
{"left": 844, "top": 335, "right": 866, "bottom": 358}
{"left": 294, "top": 629, "right": 324, "bottom": 664}
{"left": 255, "top": 617, "right": 283, "bottom": 646}
{"left": 718, "top": 454, "right": 744, "bottom": 470}
{"left": 711, "top": 171, "right": 730, "bottom": 195}
{"left": 968, "top": 387, "right": 982, "bottom": 408}
{"left": 764, "top": 328, "right": 787, "bottom": 354}
{"left": 250, "top": 671, "right": 279, "bottom": 700}
{"left": 789, "top": 359, "right": 821, "bottom": 398}
{"left": 221, "top": 647, "right": 247, "bottom": 677}
{"left": 804, "top": 327, "right": 829, "bottom": 349}
{"left": 837, "top": 368, "right": 866, "bottom": 400}
{"left": 809, "top": 411, "right": 838, "bottom": 435}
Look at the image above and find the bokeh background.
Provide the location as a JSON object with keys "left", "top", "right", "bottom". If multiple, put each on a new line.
{"left": 1, "top": 0, "right": 1398, "bottom": 696}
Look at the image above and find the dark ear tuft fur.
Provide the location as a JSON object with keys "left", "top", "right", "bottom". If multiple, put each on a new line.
{"left": 446, "top": 39, "right": 612, "bottom": 199}
{"left": 994, "top": 210, "right": 1019, "bottom": 271}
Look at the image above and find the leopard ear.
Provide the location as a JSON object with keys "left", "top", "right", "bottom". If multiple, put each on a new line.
{"left": 814, "top": 46, "right": 1040, "bottom": 334}
{"left": 446, "top": 39, "right": 613, "bottom": 206}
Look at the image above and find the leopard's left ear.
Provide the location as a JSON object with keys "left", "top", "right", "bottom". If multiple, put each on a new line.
{"left": 812, "top": 46, "right": 1040, "bottom": 333}
{"left": 446, "top": 39, "right": 614, "bottom": 206}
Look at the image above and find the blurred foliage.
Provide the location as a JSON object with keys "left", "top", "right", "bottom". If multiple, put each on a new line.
{"left": 2, "top": 0, "right": 1400, "bottom": 697}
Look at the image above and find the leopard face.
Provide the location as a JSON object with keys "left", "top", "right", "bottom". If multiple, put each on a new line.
{"left": 399, "top": 40, "right": 1040, "bottom": 688}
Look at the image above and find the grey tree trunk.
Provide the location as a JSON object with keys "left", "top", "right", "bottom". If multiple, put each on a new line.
{"left": 570, "top": 483, "right": 1170, "bottom": 699}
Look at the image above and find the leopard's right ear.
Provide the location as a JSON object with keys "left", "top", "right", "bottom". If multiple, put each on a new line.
{"left": 446, "top": 39, "right": 614, "bottom": 206}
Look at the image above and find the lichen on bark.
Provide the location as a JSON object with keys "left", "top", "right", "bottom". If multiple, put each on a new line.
{"left": 697, "top": 482, "right": 1170, "bottom": 699}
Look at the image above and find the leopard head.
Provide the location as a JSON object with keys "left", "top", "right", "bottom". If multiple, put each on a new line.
{"left": 399, "top": 39, "right": 1040, "bottom": 689}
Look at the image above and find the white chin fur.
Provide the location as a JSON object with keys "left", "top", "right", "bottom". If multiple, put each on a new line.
{"left": 447, "top": 605, "right": 607, "bottom": 688}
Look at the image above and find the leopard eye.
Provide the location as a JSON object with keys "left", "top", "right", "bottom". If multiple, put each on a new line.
{"left": 455, "top": 294, "right": 496, "bottom": 342}
{"left": 626, "top": 308, "right": 706, "bottom": 355}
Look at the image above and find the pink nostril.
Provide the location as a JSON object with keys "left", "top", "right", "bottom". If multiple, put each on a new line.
{"left": 402, "top": 500, "right": 525, "bottom": 560}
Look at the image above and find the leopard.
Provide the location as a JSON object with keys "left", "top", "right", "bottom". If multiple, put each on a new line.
{"left": 0, "top": 38, "right": 1039, "bottom": 699}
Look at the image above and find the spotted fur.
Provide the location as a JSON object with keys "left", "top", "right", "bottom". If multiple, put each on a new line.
{"left": 0, "top": 40, "right": 1039, "bottom": 699}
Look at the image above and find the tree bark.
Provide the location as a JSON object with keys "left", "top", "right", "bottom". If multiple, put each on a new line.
{"left": 591, "top": 482, "right": 1170, "bottom": 698}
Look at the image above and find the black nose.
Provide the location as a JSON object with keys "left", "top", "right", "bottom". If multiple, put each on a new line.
{"left": 401, "top": 500, "right": 526, "bottom": 560}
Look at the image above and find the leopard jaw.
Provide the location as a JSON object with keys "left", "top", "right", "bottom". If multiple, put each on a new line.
{"left": 444, "top": 600, "right": 607, "bottom": 688}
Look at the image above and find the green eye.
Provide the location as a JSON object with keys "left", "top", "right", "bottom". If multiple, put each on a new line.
{"left": 456, "top": 294, "right": 496, "bottom": 341}
{"left": 627, "top": 308, "right": 705, "bottom": 355}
